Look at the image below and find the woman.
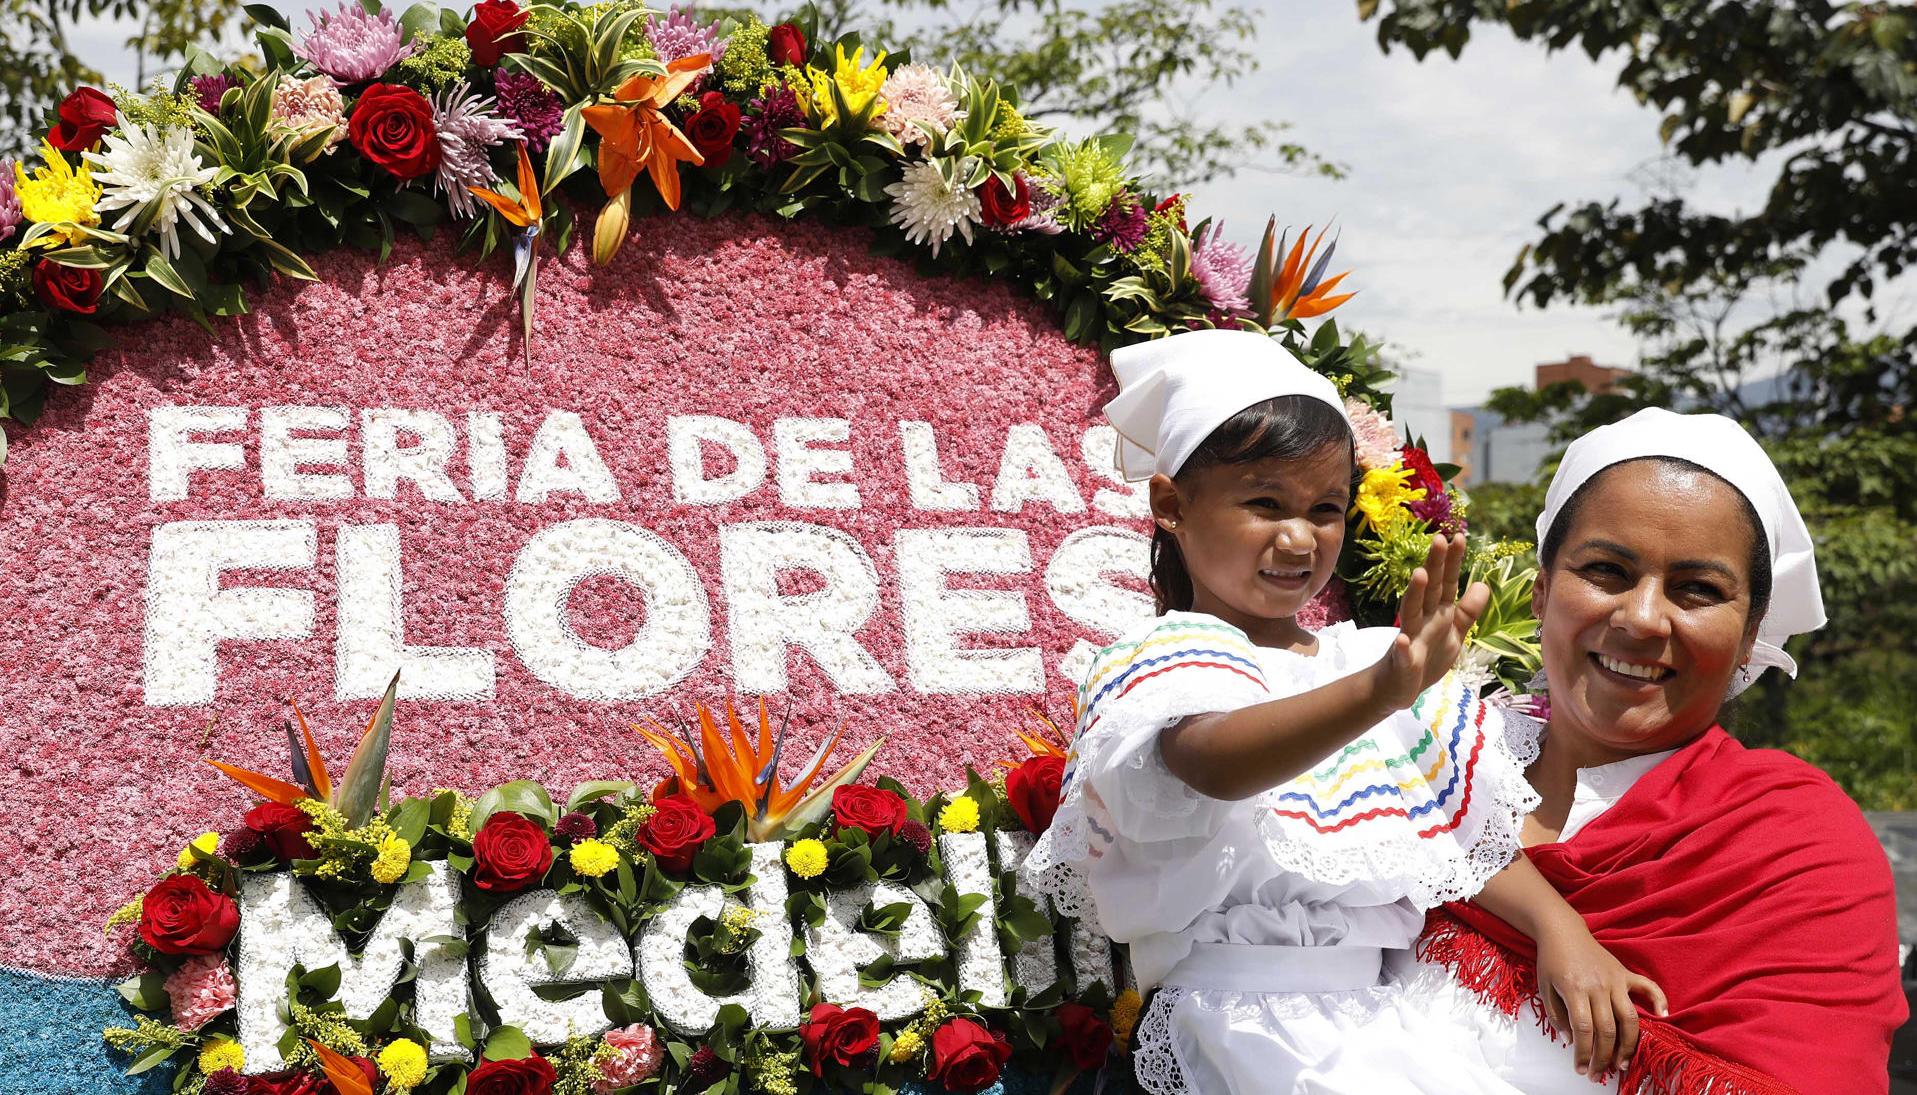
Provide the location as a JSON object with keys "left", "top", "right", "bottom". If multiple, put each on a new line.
{"left": 1414, "top": 408, "right": 1907, "bottom": 1093}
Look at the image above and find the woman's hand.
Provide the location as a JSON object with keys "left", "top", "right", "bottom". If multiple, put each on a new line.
{"left": 1534, "top": 908, "right": 1670, "bottom": 1082}
{"left": 1370, "top": 533, "right": 1490, "bottom": 710}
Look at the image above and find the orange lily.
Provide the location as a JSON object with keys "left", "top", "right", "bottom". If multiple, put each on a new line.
{"left": 581, "top": 54, "right": 709, "bottom": 262}
{"left": 1252, "top": 216, "right": 1357, "bottom": 326}
{"left": 997, "top": 699, "right": 1076, "bottom": 770}
{"left": 635, "top": 698, "right": 884, "bottom": 841}
{"left": 469, "top": 143, "right": 544, "bottom": 367}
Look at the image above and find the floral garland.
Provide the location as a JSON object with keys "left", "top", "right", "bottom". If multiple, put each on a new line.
{"left": 105, "top": 686, "right": 1139, "bottom": 1094}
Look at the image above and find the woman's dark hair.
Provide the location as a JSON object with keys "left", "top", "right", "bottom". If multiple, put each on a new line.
{"left": 1538, "top": 456, "right": 1772, "bottom": 626}
{"left": 1151, "top": 394, "right": 1355, "bottom": 613}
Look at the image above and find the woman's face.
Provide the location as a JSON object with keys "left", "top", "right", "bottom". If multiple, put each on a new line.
{"left": 1533, "top": 460, "right": 1763, "bottom": 762}
{"left": 1149, "top": 444, "right": 1351, "bottom": 637}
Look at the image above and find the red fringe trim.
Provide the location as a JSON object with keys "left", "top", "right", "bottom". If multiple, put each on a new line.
{"left": 1417, "top": 912, "right": 1800, "bottom": 1095}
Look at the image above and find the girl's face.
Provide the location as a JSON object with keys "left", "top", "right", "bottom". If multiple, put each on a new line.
{"left": 1149, "top": 443, "right": 1352, "bottom": 641}
{"left": 1533, "top": 460, "right": 1762, "bottom": 763}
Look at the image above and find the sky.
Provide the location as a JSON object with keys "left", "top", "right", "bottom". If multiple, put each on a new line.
{"left": 58, "top": 1, "right": 1788, "bottom": 408}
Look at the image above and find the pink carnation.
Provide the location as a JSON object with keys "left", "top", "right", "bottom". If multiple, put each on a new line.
{"left": 594, "top": 1023, "right": 663, "bottom": 1091}
{"left": 164, "top": 954, "right": 237, "bottom": 1031}
{"left": 1346, "top": 397, "right": 1402, "bottom": 472}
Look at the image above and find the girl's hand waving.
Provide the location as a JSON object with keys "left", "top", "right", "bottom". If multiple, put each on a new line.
{"left": 1371, "top": 533, "right": 1490, "bottom": 711}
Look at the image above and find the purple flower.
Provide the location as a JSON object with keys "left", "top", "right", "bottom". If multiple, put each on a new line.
{"left": 743, "top": 86, "right": 804, "bottom": 168}
{"left": 556, "top": 811, "right": 598, "bottom": 840}
{"left": 0, "top": 166, "right": 20, "bottom": 246}
{"left": 1091, "top": 193, "right": 1148, "bottom": 252}
{"left": 493, "top": 68, "right": 564, "bottom": 152}
{"left": 645, "top": 5, "right": 726, "bottom": 70}
{"left": 294, "top": 2, "right": 415, "bottom": 84}
{"left": 1190, "top": 220, "right": 1253, "bottom": 318}
{"left": 1408, "top": 490, "right": 1467, "bottom": 537}
{"left": 189, "top": 74, "right": 238, "bottom": 115}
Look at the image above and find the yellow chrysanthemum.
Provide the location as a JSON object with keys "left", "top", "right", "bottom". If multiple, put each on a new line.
{"left": 887, "top": 1029, "right": 924, "bottom": 1063}
{"left": 937, "top": 796, "right": 980, "bottom": 833}
{"left": 198, "top": 1037, "right": 245, "bottom": 1074}
{"left": 370, "top": 834, "right": 412, "bottom": 884}
{"left": 568, "top": 838, "right": 620, "bottom": 878}
{"left": 176, "top": 832, "right": 220, "bottom": 870}
{"left": 377, "top": 1037, "right": 428, "bottom": 1089}
{"left": 784, "top": 838, "right": 827, "bottom": 879}
{"left": 14, "top": 141, "right": 101, "bottom": 247}
{"left": 805, "top": 44, "right": 888, "bottom": 126}
{"left": 1110, "top": 988, "right": 1143, "bottom": 1048}
{"left": 1352, "top": 462, "right": 1426, "bottom": 535}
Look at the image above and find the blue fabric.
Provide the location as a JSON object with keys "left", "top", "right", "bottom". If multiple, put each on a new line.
{"left": 0, "top": 967, "right": 173, "bottom": 1094}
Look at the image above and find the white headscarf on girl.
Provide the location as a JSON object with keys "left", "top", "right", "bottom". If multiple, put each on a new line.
{"left": 1102, "top": 328, "right": 1351, "bottom": 481}
{"left": 1536, "top": 407, "right": 1825, "bottom": 696}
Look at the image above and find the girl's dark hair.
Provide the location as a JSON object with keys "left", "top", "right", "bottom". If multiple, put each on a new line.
{"left": 1539, "top": 456, "right": 1772, "bottom": 626}
{"left": 1151, "top": 394, "right": 1355, "bottom": 613}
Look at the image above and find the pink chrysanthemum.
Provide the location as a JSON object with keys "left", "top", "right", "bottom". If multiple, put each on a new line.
{"left": 0, "top": 166, "right": 20, "bottom": 245}
{"left": 742, "top": 87, "right": 804, "bottom": 168}
{"left": 431, "top": 82, "right": 522, "bottom": 218}
{"left": 492, "top": 69, "right": 563, "bottom": 152}
{"left": 1409, "top": 489, "right": 1466, "bottom": 536}
{"left": 294, "top": 3, "right": 415, "bottom": 84}
{"left": 164, "top": 953, "right": 237, "bottom": 1031}
{"left": 594, "top": 1024, "right": 664, "bottom": 1092}
{"left": 1009, "top": 177, "right": 1064, "bottom": 235}
{"left": 1346, "top": 397, "right": 1402, "bottom": 472}
{"left": 1190, "top": 221, "right": 1252, "bottom": 318}
{"left": 645, "top": 5, "right": 725, "bottom": 74}
{"left": 1091, "top": 192, "right": 1147, "bottom": 252}
{"left": 271, "top": 73, "right": 348, "bottom": 152}
{"left": 189, "top": 74, "right": 238, "bottom": 115}
{"left": 878, "top": 64, "right": 958, "bottom": 147}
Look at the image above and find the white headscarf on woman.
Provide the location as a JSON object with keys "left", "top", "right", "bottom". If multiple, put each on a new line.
{"left": 1536, "top": 407, "right": 1825, "bottom": 696}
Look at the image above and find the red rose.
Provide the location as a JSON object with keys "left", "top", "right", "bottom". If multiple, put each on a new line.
{"left": 767, "top": 23, "right": 806, "bottom": 67}
{"left": 799, "top": 1002, "right": 880, "bottom": 1076}
{"left": 465, "top": 0, "right": 529, "bottom": 67}
{"left": 48, "top": 87, "right": 117, "bottom": 151}
{"left": 639, "top": 795, "right": 715, "bottom": 874}
{"left": 472, "top": 811, "right": 553, "bottom": 892}
{"left": 138, "top": 874, "right": 239, "bottom": 956}
{"left": 1005, "top": 755, "right": 1066, "bottom": 834}
{"left": 1401, "top": 445, "right": 1444, "bottom": 496}
{"left": 927, "top": 1017, "right": 1011, "bottom": 1093}
{"left": 684, "top": 91, "right": 741, "bottom": 165}
{"left": 31, "top": 261, "right": 103, "bottom": 314}
{"left": 977, "top": 174, "right": 1031, "bottom": 228}
{"left": 466, "top": 1054, "right": 557, "bottom": 1095}
{"left": 348, "top": 83, "right": 441, "bottom": 180}
{"left": 831, "top": 784, "right": 908, "bottom": 837}
{"left": 1054, "top": 1002, "right": 1114, "bottom": 1071}
{"left": 244, "top": 801, "right": 316, "bottom": 863}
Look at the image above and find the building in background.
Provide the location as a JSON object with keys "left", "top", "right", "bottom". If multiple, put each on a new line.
{"left": 1387, "top": 364, "right": 1450, "bottom": 455}
{"left": 1452, "top": 355, "right": 1631, "bottom": 485}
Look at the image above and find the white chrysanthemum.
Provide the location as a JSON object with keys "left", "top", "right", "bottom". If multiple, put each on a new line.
{"left": 878, "top": 64, "right": 961, "bottom": 147}
{"left": 430, "top": 81, "right": 523, "bottom": 219}
{"left": 884, "top": 157, "right": 981, "bottom": 257}
{"left": 83, "top": 120, "right": 225, "bottom": 261}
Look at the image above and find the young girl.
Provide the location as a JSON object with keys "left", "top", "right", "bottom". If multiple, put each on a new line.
{"left": 1023, "top": 329, "right": 1662, "bottom": 1093}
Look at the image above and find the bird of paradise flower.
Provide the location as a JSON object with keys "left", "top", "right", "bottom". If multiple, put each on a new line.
{"left": 1249, "top": 216, "right": 1357, "bottom": 327}
{"left": 468, "top": 143, "right": 544, "bottom": 369}
{"left": 996, "top": 698, "right": 1076, "bottom": 770}
{"left": 204, "top": 674, "right": 398, "bottom": 829}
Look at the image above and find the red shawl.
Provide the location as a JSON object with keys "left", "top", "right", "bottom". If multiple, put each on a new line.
{"left": 1418, "top": 726, "right": 1906, "bottom": 1095}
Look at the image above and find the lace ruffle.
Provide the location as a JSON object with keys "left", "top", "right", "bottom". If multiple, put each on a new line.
{"left": 1132, "top": 980, "right": 1416, "bottom": 1095}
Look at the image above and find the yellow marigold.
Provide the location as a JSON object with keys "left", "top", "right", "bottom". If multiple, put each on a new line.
{"left": 14, "top": 141, "right": 100, "bottom": 247}
{"left": 370, "top": 834, "right": 412, "bottom": 884}
{"left": 937, "top": 796, "right": 980, "bottom": 833}
{"left": 784, "top": 838, "right": 828, "bottom": 879}
{"left": 176, "top": 832, "right": 220, "bottom": 870}
{"left": 1110, "top": 988, "right": 1143, "bottom": 1048}
{"left": 887, "top": 1029, "right": 924, "bottom": 1063}
{"left": 569, "top": 838, "right": 620, "bottom": 878}
{"left": 805, "top": 44, "right": 888, "bottom": 126}
{"left": 1352, "top": 463, "right": 1426, "bottom": 535}
{"left": 377, "top": 1037, "right": 428, "bottom": 1089}
{"left": 198, "top": 1037, "right": 245, "bottom": 1074}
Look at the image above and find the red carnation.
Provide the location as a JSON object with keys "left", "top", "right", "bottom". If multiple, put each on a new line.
{"left": 465, "top": 1054, "right": 557, "bottom": 1095}
{"left": 138, "top": 875, "right": 239, "bottom": 956}
{"left": 1005, "top": 755, "right": 1066, "bottom": 834}
{"left": 977, "top": 174, "right": 1031, "bottom": 227}
{"left": 1054, "top": 1002, "right": 1114, "bottom": 1070}
{"left": 767, "top": 23, "right": 806, "bottom": 67}
{"left": 31, "top": 261, "right": 104, "bottom": 314}
{"left": 244, "top": 801, "right": 317, "bottom": 863}
{"left": 638, "top": 795, "right": 715, "bottom": 874}
{"left": 831, "top": 784, "right": 908, "bottom": 837}
{"left": 465, "top": 0, "right": 529, "bottom": 67}
{"left": 348, "top": 82, "right": 441, "bottom": 180}
{"left": 684, "top": 91, "right": 741, "bottom": 165}
{"left": 928, "top": 1017, "right": 1011, "bottom": 1093}
{"left": 799, "top": 1001, "right": 880, "bottom": 1075}
{"left": 1152, "top": 192, "right": 1188, "bottom": 231}
{"left": 1401, "top": 445, "right": 1444, "bottom": 497}
{"left": 47, "top": 87, "right": 117, "bottom": 151}
{"left": 472, "top": 811, "right": 554, "bottom": 892}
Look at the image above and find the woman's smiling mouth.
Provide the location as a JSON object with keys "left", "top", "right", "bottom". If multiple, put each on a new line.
{"left": 1591, "top": 652, "right": 1676, "bottom": 684}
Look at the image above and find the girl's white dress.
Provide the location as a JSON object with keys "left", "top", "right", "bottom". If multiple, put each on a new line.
{"left": 1022, "top": 611, "right": 1543, "bottom": 1094}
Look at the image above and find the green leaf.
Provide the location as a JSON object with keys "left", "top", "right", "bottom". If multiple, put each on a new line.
{"left": 482, "top": 1025, "right": 531, "bottom": 1062}
{"left": 398, "top": 2, "right": 439, "bottom": 41}
{"left": 471, "top": 779, "right": 557, "bottom": 831}
{"left": 124, "top": 1044, "right": 178, "bottom": 1076}
{"left": 142, "top": 254, "right": 194, "bottom": 299}
{"left": 542, "top": 106, "right": 588, "bottom": 196}
{"left": 565, "top": 780, "right": 635, "bottom": 813}
{"left": 116, "top": 972, "right": 167, "bottom": 1011}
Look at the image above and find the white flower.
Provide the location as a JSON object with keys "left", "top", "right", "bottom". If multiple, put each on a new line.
{"left": 431, "top": 81, "right": 523, "bottom": 219}
{"left": 878, "top": 64, "right": 961, "bottom": 148}
{"left": 883, "top": 156, "right": 982, "bottom": 257}
{"left": 83, "top": 120, "right": 225, "bottom": 261}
